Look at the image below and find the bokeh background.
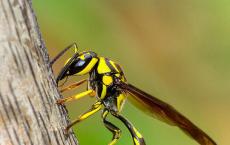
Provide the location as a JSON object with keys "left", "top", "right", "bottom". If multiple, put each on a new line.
{"left": 33, "top": 1, "right": 229, "bottom": 145}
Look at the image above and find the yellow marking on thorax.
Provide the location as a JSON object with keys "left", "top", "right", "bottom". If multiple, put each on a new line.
{"left": 102, "top": 75, "right": 113, "bottom": 86}
{"left": 76, "top": 58, "right": 98, "bottom": 75}
{"left": 109, "top": 60, "right": 119, "bottom": 72}
{"left": 97, "top": 57, "right": 111, "bottom": 74}
{"left": 117, "top": 93, "right": 126, "bottom": 112}
{"left": 100, "top": 84, "right": 107, "bottom": 99}
{"left": 115, "top": 74, "right": 120, "bottom": 78}
{"left": 121, "top": 76, "right": 126, "bottom": 82}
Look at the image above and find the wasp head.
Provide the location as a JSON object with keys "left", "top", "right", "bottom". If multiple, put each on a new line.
{"left": 56, "top": 51, "right": 98, "bottom": 85}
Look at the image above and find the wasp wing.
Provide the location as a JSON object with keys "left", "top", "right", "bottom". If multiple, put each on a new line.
{"left": 119, "top": 82, "right": 216, "bottom": 145}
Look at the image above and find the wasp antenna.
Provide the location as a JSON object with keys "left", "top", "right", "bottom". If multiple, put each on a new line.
{"left": 50, "top": 43, "right": 78, "bottom": 66}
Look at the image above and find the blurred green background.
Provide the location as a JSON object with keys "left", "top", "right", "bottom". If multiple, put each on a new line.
{"left": 33, "top": 1, "right": 229, "bottom": 145}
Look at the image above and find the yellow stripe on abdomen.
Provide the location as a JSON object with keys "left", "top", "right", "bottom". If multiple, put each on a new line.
{"left": 117, "top": 93, "right": 126, "bottom": 112}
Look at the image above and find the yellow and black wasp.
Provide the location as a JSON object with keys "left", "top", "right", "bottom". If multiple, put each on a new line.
{"left": 51, "top": 43, "right": 217, "bottom": 145}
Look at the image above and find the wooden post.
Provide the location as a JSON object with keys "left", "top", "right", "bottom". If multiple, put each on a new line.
{"left": 0, "top": 0, "right": 78, "bottom": 144}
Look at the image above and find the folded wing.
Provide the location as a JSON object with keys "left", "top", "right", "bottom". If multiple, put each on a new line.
{"left": 119, "top": 82, "right": 216, "bottom": 145}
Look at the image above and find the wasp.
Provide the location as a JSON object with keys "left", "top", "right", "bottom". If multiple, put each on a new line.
{"left": 51, "top": 43, "right": 217, "bottom": 145}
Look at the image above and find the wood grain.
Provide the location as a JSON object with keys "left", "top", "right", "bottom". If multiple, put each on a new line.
{"left": 0, "top": 0, "right": 78, "bottom": 144}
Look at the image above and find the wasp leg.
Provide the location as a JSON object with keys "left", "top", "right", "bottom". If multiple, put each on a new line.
{"left": 102, "top": 109, "right": 121, "bottom": 145}
{"left": 65, "top": 101, "right": 102, "bottom": 133}
{"left": 56, "top": 89, "right": 96, "bottom": 105}
{"left": 111, "top": 112, "right": 146, "bottom": 145}
{"left": 59, "top": 79, "right": 87, "bottom": 93}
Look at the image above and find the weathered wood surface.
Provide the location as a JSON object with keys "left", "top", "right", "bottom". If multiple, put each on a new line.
{"left": 0, "top": 0, "right": 78, "bottom": 144}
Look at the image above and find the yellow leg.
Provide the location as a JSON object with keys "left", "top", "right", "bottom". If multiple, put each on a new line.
{"left": 56, "top": 89, "right": 96, "bottom": 105}
{"left": 60, "top": 79, "right": 87, "bottom": 93}
{"left": 65, "top": 102, "right": 102, "bottom": 133}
